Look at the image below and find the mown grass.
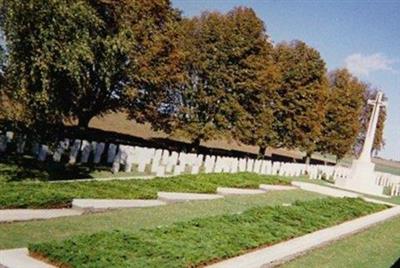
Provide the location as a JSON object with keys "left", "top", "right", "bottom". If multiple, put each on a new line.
{"left": 282, "top": 215, "right": 400, "bottom": 268}
{"left": 29, "top": 198, "right": 387, "bottom": 268}
{"left": 0, "top": 173, "right": 289, "bottom": 209}
{"left": 0, "top": 190, "right": 324, "bottom": 249}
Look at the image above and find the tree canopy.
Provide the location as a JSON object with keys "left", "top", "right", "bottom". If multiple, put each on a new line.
{"left": 0, "top": 2, "right": 388, "bottom": 159}
{"left": 317, "top": 69, "right": 365, "bottom": 160}
{"left": 273, "top": 41, "right": 329, "bottom": 159}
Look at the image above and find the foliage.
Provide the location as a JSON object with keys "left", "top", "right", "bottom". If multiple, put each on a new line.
{"left": 1, "top": 0, "right": 131, "bottom": 129}
{"left": 28, "top": 198, "right": 387, "bottom": 268}
{"left": 273, "top": 41, "right": 329, "bottom": 157}
{"left": 131, "top": 7, "right": 278, "bottom": 150}
{"left": 317, "top": 69, "right": 365, "bottom": 160}
{"left": 124, "top": 0, "right": 184, "bottom": 131}
{"left": 0, "top": 172, "right": 289, "bottom": 208}
{"left": 0, "top": 0, "right": 181, "bottom": 141}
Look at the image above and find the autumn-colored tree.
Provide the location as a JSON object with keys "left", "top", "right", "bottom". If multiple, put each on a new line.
{"left": 138, "top": 7, "right": 282, "bottom": 153}
{"left": 223, "top": 8, "right": 279, "bottom": 157}
{"left": 172, "top": 7, "right": 279, "bottom": 151}
{"left": 125, "top": 0, "right": 184, "bottom": 133}
{"left": 173, "top": 11, "right": 248, "bottom": 149}
{"left": 132, "top": 8, "right": 270, "bottom": 150}
{"left": 273, "top": 41, "right": 328, "bottom": 162}
{"left": 317, "top": 69, "right": 365, "bottom": 160}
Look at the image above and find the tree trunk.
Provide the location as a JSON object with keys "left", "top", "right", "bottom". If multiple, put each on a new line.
{"left": 78, "top": 114, "right": 92, "bottom": 130}
{"left": 258, "top": 146, "right": 266, "bottom": 159}
{"left": 190, "top": 137, "right": 201, "bottom": 153}
{"left": 305, "top": 152, "right": 311, "bottom": 165}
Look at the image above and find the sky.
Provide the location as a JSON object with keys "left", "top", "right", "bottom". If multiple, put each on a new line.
{"left": 172, "top": 0, "right": 400, "bottom": 161}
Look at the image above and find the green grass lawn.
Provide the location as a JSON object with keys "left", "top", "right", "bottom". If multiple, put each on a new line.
{"left": 0, "top": 190, "right": 324, "bottom": 249}
{"left": 0, "top": 173, "right": 289, "bottom": 209}
{"left": 28, "top": 198, "right": 387, "bottom": 268}
{"left": 282, "top": 215, "right": 400, "bottom": 268}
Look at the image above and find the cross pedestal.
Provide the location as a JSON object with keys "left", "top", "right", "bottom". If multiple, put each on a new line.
{"left": 335, "top": 160, "right": 383, "bottom": 195}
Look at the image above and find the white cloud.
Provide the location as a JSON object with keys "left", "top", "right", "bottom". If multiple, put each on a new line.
{"left": 344, "top": 53, "right": 396, "bottom": 76}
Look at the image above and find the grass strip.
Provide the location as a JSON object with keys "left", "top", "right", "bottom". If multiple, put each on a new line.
{"left": 0, "top": 190, "right": 323, "bottom": 249}
{"left": 0, "top": 173, "right": 288, "bottom": 209}
{"left": 29, "top": 198, "right": 387, "bottom": 268}
{"left": 282, "top": 215, "right": 400, "bottom": 268}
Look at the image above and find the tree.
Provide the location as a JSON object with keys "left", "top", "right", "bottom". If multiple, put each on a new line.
{"left": 1, "top": 0, "right": 181, "bottom": 134}
{"left": 130, "top": 7, "right": 280, "bottom": 152}
{"left": 223, "top": 8, "right": 279, "bottom": 157}
{"left": 273, "top": 41, "right": 328, "bottom": 162}
{"left": 125, "top": 0, "right": 185, "bottom": 134}
{"left": 317, "top": 69, "right": 365, "bottom": 160}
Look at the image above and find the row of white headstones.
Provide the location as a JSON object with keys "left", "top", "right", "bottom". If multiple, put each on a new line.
{"left": 1, "top": 133, "right": 400, "bottom": 196}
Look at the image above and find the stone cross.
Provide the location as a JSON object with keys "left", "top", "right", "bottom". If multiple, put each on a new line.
{"left": 358, "top": 91, "right": 387, "bottom": 163}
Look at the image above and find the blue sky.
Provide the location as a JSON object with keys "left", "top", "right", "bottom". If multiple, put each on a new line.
{"left": 172, "top": 0, "right": 400, "bottom": 161}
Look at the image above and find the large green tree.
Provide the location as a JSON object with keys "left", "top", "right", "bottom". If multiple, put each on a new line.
{"left": 1, "top": 0, "right": 180, "bottom": 136}
{"left": 317, "top": 69, "right": 365, "bottom": 160}
{"left": 273, "top": 41, "right": 329, "bottom": 162}
{"left": 1, "top": 0, "right": 133, "bottom": 130}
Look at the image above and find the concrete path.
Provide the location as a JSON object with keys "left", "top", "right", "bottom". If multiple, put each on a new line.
{"left": 4, "top": 182, "right": 385, "bottom": 223}
{"left": 292, "top": 181, "right": 360, "bottom": 198}
{"left": 259, "top": 184, "right": 297, "bottom": 191}
{"left": 217, "top": 187, "right": 266, "bottom": 195}
{"left": 0, "top": 209, "right": 82, "bottom": 223}
{"left": 49, "top": 175, "right": 160, "bottom": 183}
{"left": 208, "top": 205, "right": 400, "bottom": 268}
{"left": 157, "top": 192, "right": 224, "bottom": 203}
{"left": 0, "top": 248, "right": 55, "bottom": 268}
{"left": 72, "top": 199, "right": 166, "bottom": 210}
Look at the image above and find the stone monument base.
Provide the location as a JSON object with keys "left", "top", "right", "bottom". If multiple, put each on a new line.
{"left": 335, "top": 160, "right": 384, "bottom": 196}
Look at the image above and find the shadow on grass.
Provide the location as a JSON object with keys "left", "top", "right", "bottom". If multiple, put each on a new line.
{"left": 0, "top": 155, "right": 109, "bottom": 182}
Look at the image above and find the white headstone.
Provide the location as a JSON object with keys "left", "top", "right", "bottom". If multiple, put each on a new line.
{"left": 80, "top": 140, "right": 91, "bottom": 164}
{"left": 38, "top": 145, "right": 49, "bottom": 162}
{"left": 93, "top": 142, "right": 105, "bottom": 164}
{"left": 69, "top": 139, "right": 82, "bottom": 164}
{"left": 16, "top": 135, "right": 27, "bottom": 154}
{"left": 246, "top": 159, "right": 254, "bottom": 172}
{"left": 107, "top": 143, "right": 118, "bottom": 163}
{"left": 53, "top": 139, "right": 69, "bottom": 162}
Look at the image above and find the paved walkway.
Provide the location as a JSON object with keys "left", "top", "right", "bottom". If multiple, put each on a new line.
{"left": 0, "top": 248, "right": 55, "bottom": 268}
{"left": 157, "top": 192, "right": 224, "bottom": 203}
{"left": 292, "top": 181, "right": 360, "bottom": 198}
{"left": 72, "top": 199, "right": 166, "bottom": 210}
{"left": 217, "top": 187, "right": 266, "bottom": 195}
{"left": 0, "top": 209, "right": 82, "bottom": 223}
{"left": 208, "top": 205, "right": 400, "bottom": 268}
{"left": 259, "top": 184, "right": 297, "bottom": 191}
{"left": 49, "top": 175, "right": 160, "bottom": 183}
